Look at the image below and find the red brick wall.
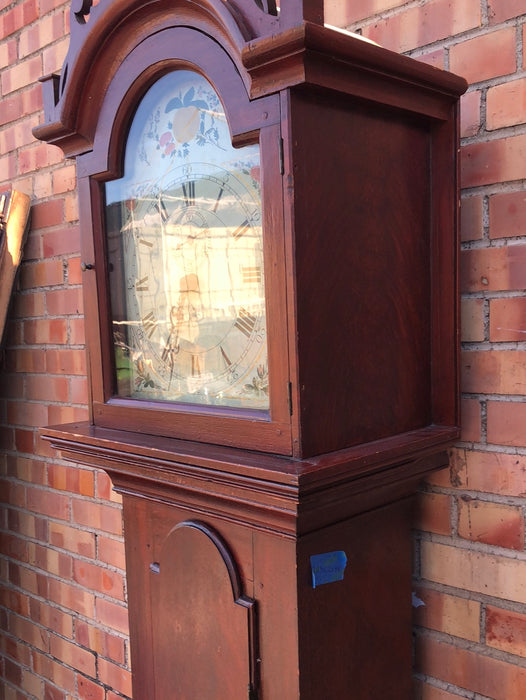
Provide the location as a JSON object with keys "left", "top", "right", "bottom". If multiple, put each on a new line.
{"left": 325, "top": 1, "right": 526, "bottom": 697}
{"left": 1, "top": 1, "right": 525, "bottom": 698}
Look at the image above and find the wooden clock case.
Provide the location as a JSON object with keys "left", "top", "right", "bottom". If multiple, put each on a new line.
{"left": 35, "top": 0, "right": 467, "bottom": 697}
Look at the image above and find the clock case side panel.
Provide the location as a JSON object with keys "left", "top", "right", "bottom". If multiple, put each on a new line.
{"left": 77, "top": 26, "right": 293, "bottom": 454}
{"left": 282, "top": 86, "right": 460, "bottom": 458}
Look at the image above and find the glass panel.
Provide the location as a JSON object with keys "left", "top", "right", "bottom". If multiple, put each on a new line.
{"left": 105, "top": 71, "right": 268, "bottom": 410}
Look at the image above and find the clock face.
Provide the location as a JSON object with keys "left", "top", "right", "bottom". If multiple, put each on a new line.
{"left": 104, "top": 71, "right": 268, "bottom": 410}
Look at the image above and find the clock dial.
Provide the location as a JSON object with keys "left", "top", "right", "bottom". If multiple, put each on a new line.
{"left": 105, "top": 71, "right": 268, "bottom": 410}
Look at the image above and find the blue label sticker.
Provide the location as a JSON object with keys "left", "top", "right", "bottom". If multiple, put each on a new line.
{"left": 310, "top": 551, "right": 347, "bottom": 588}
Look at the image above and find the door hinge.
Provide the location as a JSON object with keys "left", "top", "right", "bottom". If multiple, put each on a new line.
{"left": 279, "top": 137, "right": 284, "bottom": 175}
{"left": 288, "top": 381, "right": 293, "bottom": 416}
{"left": 248, "top": 684, "right": 259, "bottom": 700}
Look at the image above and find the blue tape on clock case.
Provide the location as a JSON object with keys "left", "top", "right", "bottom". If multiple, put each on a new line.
{"left": 310, "top": 551, "right": 347, "bottom": 588}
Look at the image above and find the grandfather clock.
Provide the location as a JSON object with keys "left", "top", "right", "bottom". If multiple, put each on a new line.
{"left": 34, "top": 0, "right": 467, "bottom": 697}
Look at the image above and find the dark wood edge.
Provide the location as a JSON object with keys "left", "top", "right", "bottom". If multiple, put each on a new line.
{"left": 40, "top": 421, "right": 458, "bottom": 536}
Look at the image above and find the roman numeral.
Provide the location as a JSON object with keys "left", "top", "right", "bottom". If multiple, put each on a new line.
{"left": 212, "top": 186, "right": 224, "bottom": 213}
{"left": 234, "top": 308, "right": 257, "bottom": 338}
{"left": 159, "top": 199, "right": 169, "bottom": 223}
{"left": 139, "top": 238, "right": 153, "bottom": 248}
{"left": 242, "top": 266, "right": 262, "bottom": 284}
{"left": 220, "top": 345, "right": 232, "bottom": 369}
{"left": 182, "top": 181, "right": 195, "bottom": 208}
{"left": 232, "top": 219, "right": 250, "bottom": 240}
{"left": 135, "top": 276, "right": 149, "bottom": 292}
{"left": 142, "top": 312, "right": 157, "bottom": 338}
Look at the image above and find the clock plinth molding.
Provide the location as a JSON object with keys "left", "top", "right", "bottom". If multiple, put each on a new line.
{"left": 35, "top": 0, "right": 466, "bottom": 697}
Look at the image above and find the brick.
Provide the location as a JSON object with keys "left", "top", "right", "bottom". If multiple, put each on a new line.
{"left": 32, "top": 651, "right": 76, "bottom": 693}
{"left": 77, "top": 675, "right": 105, "bottom": 700}
{"left": 96, "top": 471, "right": 121, "bottom": 504}
{"left": 24, "top": 318, "right": 69, "bottom": 344}
{"left": 421, "top": 540, "right": 526, "bottom": 603}
{"left": 42, "top": 226, "right": 81, "bottom": 257}
{"left": 24, "top": 374, "right": 68, "bottom": 403}
{"left": 360, "top": 0, "right": 481, "bottom": 53}
{"left": 14, "top": 427, "right": 36, "bottom": 454}
{"left": 69, "top": 318, "right": 86, "bottom": 345}
{"left": 21, "top": 670, "right": 45, "bottom": 698}
{"left": 76, "top": 621, "right": 126, "bottom": 664}
{"left": 7, "top": 509, "right": 48, "bottom": 540}
{"left": 26, "top": 486, "right": 70, "bottom": 521}
{"left": 489, "top": 190, "right": 526, "bottom": 239}
{"left": 11, "top": 562, "right": 49, "bottom": 599}
{"left": 19, "top": 11, "right": 65, "bottom": 57}
{"left": 0, "top": 478, "right": 26, "bottom": 510}
{"left": 70, "top": 376, "right": 89, "bottom": 405}
{"left": 52, "top": 164, "right": 77, "bottom": 195}
{"left": 414, "top": 586, "right": 480, "bottom": 641}
{"left": 450, "top": 447, "right": 526, "bottom": 496}
{"left": 458, "top": 497, "right": 524, "bottom": 549}
{"left": 487, "top": 400, "right": 526, "bottom": 447}
{"left": 10, "top": 614, "right": 50, "bottom": 652}
{"left": 461, "top": 297, "right": 484, "bottom": 342}
{"left": 95, "top": 599, "right": 130, "bottom": 636}
{"left": 45, "top": 348, "right": 86, "bottom": 375}
{"left": 97, "top": 536, "right": 126, "bottom": 571}
{"left": 0, "top": 119, "right": 36, "bottom": 154}
{"left": 460, "top": 398, "right": 481, "bottom": 442}
{"left": 96, "top": 658, "right": 132, "bottom": 698}
{"left": 460, "top": 89, "right": 481, "bottom": 138}
{"left": 324, "top": 0, "right": 407, "bottom": 26}
{"left": 486, "top": 606, "right": 526, "bottom": 658}
{"left": 12, "top": 291, "right": 46, "bottom": 318}
{"left": 48, "top": 463, "right": 94, "bottom": 497}
{"left": 460, "top": 245, "right": 526, "bottom": 292}
{"left": 0, "top": 584, "right": 30, "bottom": 617}
{"left": 47, "top": 405, "right": 90, "bottom": 424}
{"left": 416, "top": 635, "right": 526, "bottom": 700}
{"left": 488, "top": 0, "right": 526, "bottom": 23}
{"left": 3, "top": 635, "right": 33, "bottom": 670}
{"left": 462, "top": 350, "right": 526, "bottom": 395}
{"left": 106, "top": 693, "right": 132, "bottom": 700}
{"left": 20, "top": 259, "right": 64, "bottom": 290}
{"left": 414, "top": 491, "right": 451, "bottom": 535}
{"left": 6, "top": 455, "right": 45, "bottom": 485}
{"left": 72, "top": 499, "right": 123, "bottom": 536}
{"left": 29, "top": 542, "right": 72, "bottom": 579}
{"left": 48, "top": 520, "right": 95, "bottom": 557}
{"left": 7, "top": 400, "right": 49, "bottom": 428}
{"left": 46, "top": 287, "right": 84, "bottom": 316}
{"left": 31, "top": 199, "right": 65, "bottom": 230}
{"left": 29, "top": 598, "right": 73, "bottom": 638}
{"left": 0, "top": 532, "right": 29, "bottom": 563}
{"left": 413, "top": 49, "right": 445, "bottom": 70}
{"left": 0, "top": 0, "right": 38, "bottom": 40}
{"left": 43, "top": 36, "right": 69, "bottom": 74}
{"left": 490, "top": 297, "right": 526, "bottom": 342}
{"left": 450, "top": 28, "right": 516, "bottom": 84}
{"left": 44, "top": 683, "right": 66, "bottom": 700}
{"left": 1, "top": 56, "right": 42, "bottom": 96}
{"left": 73, "top": 560, "right": 125, "bottom": 600}
{"left": 47, "top": 579, "right": 94, "bottom": 618}
{"left": 462, "top": 134, "right": 526, "bottom": 189}
{"left": 487, "top": 78, "right": 526, "bottom": 130}
{"left": 68, "top": 256, "right": 82, "bottom": 284}
{"left": 49, "top": 634, "right": 96, "bottom": 677}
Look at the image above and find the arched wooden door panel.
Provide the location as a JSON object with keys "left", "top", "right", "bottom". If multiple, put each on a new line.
{"left": 150, "top": 520, "right": 259, "bottom": 699}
